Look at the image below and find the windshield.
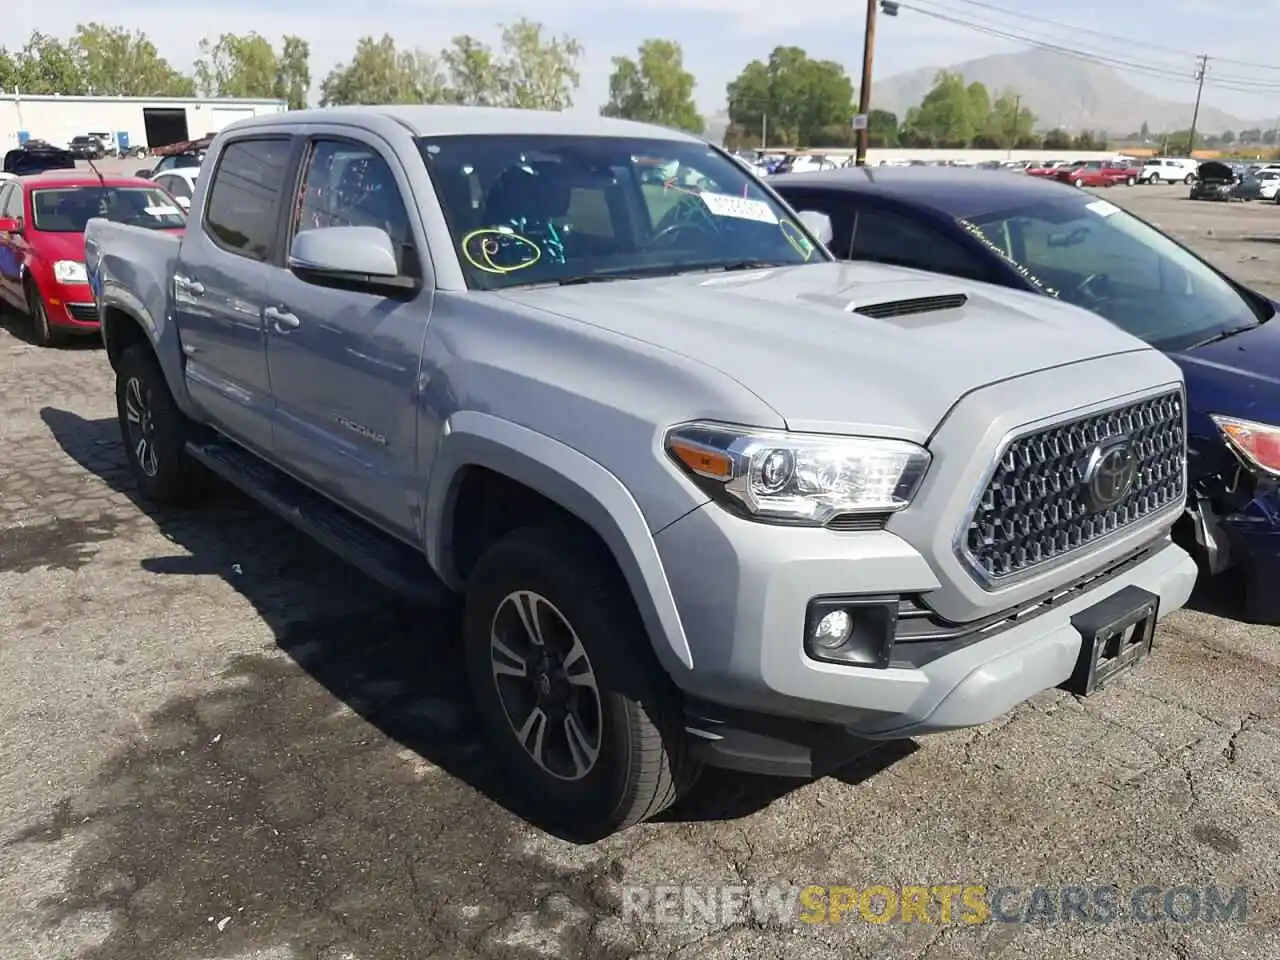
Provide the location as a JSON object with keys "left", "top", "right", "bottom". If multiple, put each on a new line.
{"left": 964, "top": 195, "right": 1266, "bottom": 351}
{"left": 415, "top": 134, "right": 825, "bottom": 290}
{"left": 31, "top": 186, "right": 186, "bottom": 233}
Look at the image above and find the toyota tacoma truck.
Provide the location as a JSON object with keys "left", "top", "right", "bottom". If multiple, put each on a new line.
{"left": 84, "top": 106, "right": 1198, "bottom": 840}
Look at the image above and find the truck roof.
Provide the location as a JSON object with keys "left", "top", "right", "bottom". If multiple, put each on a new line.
{"left": 226, "top": 104, "right": 706, "bottom": 143}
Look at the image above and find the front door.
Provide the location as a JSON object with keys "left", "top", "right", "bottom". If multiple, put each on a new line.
{"left": 264, "top": 134, "right": 433, "bottom": 541}
{"left": 0, "top": 183, "right": 20, "bottom": 305}
{"left": 173, "top": 136, "right": 295, "bottom": 455}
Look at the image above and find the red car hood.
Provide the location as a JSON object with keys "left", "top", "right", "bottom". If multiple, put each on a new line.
{"left": 34, "top": 226, "right": 183, "bottom": 262}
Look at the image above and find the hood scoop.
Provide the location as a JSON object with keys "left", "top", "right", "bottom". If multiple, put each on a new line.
{"left": 850, "top": 292, "right": 968, "bottom": 320}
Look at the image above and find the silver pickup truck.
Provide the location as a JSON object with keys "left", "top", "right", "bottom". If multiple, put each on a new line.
{"left": 85, "top": 106, "right": 1198, "bottom": 840}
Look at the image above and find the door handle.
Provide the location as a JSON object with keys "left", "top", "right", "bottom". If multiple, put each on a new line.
{"left": 264, "top": 305, "right": 300, "bottom": 331}
{"left": 174, "top": 275, "right": 204, "bottom": 296}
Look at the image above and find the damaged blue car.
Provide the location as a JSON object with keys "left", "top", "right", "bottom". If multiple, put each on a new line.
{"left": 771, "top": 167, "right": 1280, "bottom": 621}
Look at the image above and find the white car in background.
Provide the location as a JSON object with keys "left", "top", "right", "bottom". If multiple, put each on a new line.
{"left": 151, "top": 167, "right": 199, "bottom": 212}
{"left": 1255, "top": 168, "right": 1280, "bottom": 200}
{"left": 1139, "top": 157, "right": 1198, "bottom": 184}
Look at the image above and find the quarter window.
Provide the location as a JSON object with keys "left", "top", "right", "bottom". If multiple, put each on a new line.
{"left": 203, "top": 138, "right": 291, "bottom": 261}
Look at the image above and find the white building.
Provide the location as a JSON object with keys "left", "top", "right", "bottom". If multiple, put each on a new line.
{"left": 0, "top": 94, "right": 287, "bottom": 155}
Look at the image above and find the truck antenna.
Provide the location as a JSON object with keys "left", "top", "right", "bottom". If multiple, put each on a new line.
{"left": 85, "top": 155, "right": 106, "bottom": 185}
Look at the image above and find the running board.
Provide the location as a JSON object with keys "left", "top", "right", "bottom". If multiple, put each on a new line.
{"left": 186, "top": 440, "right": 450, "bottom": 606}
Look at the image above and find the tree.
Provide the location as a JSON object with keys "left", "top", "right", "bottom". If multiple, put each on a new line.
{"left": 1042, "top": 128, "right": 1072, "bottom": 150}
{"left": 441, "top": 20, "right": 582, "bottom": 110}
{"left": 195, "top": 32, "right": 279, "bottom": 99}
{"left": 73, "top": 24, "right": 193, "bottom": 96}
{"left": 9, "top": 31, "right": 86, "bottom": 95}
{"left": 978, "top": 91, "right": 1036, "bottom": 148}
{"left": 726, "top": 47, "right": 854, "bottom": 147}
{"left": 441, "top": 37, "right": 501, "bottom": 106}
{"left": 1139, "top": 120, "right": 1150, "bottom": 140}
{"left": 601, "top": 39, "right": 702, "bottom": 134}
{"left": 319, "top": 35, "right": 448, "bottom": 106}
{"left": 274, "top": 36, "right": 310, "bottom": 109}
{"left": 902, "top": 70, "right": 980, "bottom": 147}
{"left": 867, "top": 108, "right": 898, "bottom": 147}
{"left": 1220, "top": 129, "right": 1235, "bottom": 146}
{"left": 1071, "top": 129, "right": 1106, "bottom": 150}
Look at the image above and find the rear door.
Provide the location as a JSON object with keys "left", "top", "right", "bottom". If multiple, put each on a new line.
{"left": 263, "top": 132, "right": 433, "bottom": 540}
{"left": 175, "top": 135, "right": 298, "bottom": 455}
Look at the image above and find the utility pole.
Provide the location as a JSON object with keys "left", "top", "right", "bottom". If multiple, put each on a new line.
{"left": 1008, "top": 94, "right": 1021, "bottom": 160}
{"left": 1187, "top": 54, "right": 1208, "bottom": 158}
{"left": 761, "top": 113, "right": 767, "bottom": 151}
{"left": 856, "top": 0, "right": 879, "bottom": 166}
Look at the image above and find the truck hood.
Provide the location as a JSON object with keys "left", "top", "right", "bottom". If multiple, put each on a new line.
{"left": 495, "top": 261, "right": 1152, "bottom": 440}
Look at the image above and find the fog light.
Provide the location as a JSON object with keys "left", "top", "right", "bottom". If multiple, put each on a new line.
{"left": 812, "top": 609, "right": 853, "bottom": 648}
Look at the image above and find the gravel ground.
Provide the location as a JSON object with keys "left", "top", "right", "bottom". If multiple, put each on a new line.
{"left": 0, "top": 178, "right": 1277, "bottom": 960}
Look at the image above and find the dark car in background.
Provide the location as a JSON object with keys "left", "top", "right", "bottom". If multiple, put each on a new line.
{"left": 1189, "top": 160, "right": 1265, "bottom": 201}
{"left": 2, "top": 143, "right": 76, "bottom": 176}
{"left": 770, "top": 167, "right": 1280, "bottom": 621}
{"left": 68, "top": 135, "right": 105, "bottom": 160}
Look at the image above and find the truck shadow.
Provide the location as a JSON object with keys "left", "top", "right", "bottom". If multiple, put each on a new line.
{"left": 37, "top": 408, "right": 909, "bottom": 840}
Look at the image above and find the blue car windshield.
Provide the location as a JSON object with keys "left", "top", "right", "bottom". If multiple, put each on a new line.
{"left": 964, "top": 194, "right": 1267, "bottom": 352}
{"left": 415, "top": 134, "right": 826, "bottom": 290}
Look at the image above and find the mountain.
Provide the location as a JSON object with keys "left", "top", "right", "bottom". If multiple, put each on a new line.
{"left": 872, "top": 49, "right": 1256, "bottom": 135}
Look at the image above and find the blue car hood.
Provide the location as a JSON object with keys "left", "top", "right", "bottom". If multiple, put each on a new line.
{"left": 1171, "top": 319, "right": 1280, "bottom": 423}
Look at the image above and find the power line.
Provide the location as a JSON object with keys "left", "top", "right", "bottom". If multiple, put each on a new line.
{"left": 921, "top": 0, "right": 1280, "bottom": 73}
{"left": 899, "top": 2, "right": 1280, "bottom": 94}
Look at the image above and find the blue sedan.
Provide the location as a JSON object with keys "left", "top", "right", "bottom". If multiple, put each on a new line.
{"left": 770, "top": 167, "right": 1280, "bottom": 622}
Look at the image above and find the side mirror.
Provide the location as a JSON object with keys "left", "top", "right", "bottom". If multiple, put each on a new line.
{"left": 288, "top": 225, "right": 416, "bottom": 295}
{"left": 797, "top": 210, "right": 834, "bottom": 246}
{"left": 0, "top": 217, "right": 19, "bottom": 233}
{"left": 134, "top": 168, "right": 152, "bottom": 179}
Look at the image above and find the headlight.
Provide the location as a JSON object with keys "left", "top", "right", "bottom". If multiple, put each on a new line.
{"left": 665, "top": 421, "right": 931, "bottom": 525}
{"left": 53, "top": 260, "right": 87, "bottom": 284}
{"left": 1211, "top": 414, "right": 1280, "bottom": 476}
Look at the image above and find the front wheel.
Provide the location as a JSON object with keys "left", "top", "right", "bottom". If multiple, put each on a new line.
{"left": 1185, "top": 173, "right": 1196, "bottom": 185}
{"left": 1074, "top": 177, "right": 1085, "bottom": 188}
{"left": 27, "top": 283, "right": 66, "bottom": 347}
{"left": 1149, "top": 173, "right": 1162, "bottom": 184}
{"left": 115, "top": 344, "right": 206, "bottom": 504}
{"left": 464, "top": 524, "right": 699, "bottom": 840}
{"left": 1126, "top": 176, "right": 1136, "bottom": 186}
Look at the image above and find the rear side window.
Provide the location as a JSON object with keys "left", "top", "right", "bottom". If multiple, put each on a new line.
{"left": 203, "top": 138, "right": 291, "bottom": 261}
{"left": 851, "top": 207, "right": 994, "bottom": 281}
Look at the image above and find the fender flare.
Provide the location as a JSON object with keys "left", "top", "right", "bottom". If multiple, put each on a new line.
{"left": 424, "top": 410, "right": 695, "bottom": 675}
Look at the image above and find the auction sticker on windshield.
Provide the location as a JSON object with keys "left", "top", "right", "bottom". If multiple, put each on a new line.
{"left": 699, "top": 192, "right": 779, "bottom": 224}
{"left": 1085, "top": 199, "right": 1121, "bottom": 217}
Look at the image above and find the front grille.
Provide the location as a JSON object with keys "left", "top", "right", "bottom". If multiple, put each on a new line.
{"left": 854, "top": 294, "right": 967, "bottom": 319}
{"left": 65, "top": 302, "right": 98, "bottom": 322}
{"left": 959, "top": 390, "right": 1185, "bottom": 584}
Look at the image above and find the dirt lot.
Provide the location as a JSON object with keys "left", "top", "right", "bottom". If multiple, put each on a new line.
{"left": 1, "top": 182, "right": 1278, "bottom": 960}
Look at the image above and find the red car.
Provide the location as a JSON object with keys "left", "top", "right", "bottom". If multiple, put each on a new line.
{"left": 1053, "top": 161, "right": 1116, "bottom": 187}
{"left": 0, "top": 171, "right": 186, "bottom": 346}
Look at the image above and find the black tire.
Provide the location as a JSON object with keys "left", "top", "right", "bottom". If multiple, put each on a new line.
{"left": 27, "top": 282, "right": 66, "bottom": 347}
{"left": 464, "top": 523, "right": 699, "bottom": 840}
{"left": 1074, "top": 177, "right": 1085, "bottom": 188}
{"left": 1149, "top": 173, "right": 1162, "bottom": 184}
{"left": 1185, "top": 173, "right": 1196, "bottom": 185}
{"left": 115, "top": 343, "right": 205, "bottom": 505}
{"left": 1126, "top": 176, "right": 1136, "bottom": 186}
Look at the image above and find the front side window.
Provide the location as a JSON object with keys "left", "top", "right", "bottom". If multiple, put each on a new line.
{"left": 416, "top": 134, "right": 826, "bottom": 290}
{"left": 203, "top": 138, "right": 291, "bottom": 261}
{"left": 30, "top": 186, "right": 185, "bottom": 233}
{"left": 965, "top": 195, "right": 1267, "bottom": 350}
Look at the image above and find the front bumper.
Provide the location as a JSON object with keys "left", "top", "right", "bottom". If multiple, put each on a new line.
{"left": 656, "top": 503, "right": 1197, "bottom": 755}
{"left": 43, "top": 281, "right": 99, "bottom": 331}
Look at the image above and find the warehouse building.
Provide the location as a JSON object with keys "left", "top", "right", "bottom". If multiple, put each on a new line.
{"left": 0, "top": 94, "right": 287, "bottom": 155}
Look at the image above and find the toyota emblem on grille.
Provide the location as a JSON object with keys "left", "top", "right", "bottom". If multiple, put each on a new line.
{"left": 1083, "top": 438, "right": 1138, "bottom": 510}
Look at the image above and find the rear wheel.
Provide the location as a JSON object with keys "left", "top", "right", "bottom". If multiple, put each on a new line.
{"left": 116, "top": 344, "right": 206, "bottom": 504}
{"left": 1185, "top": 173, "right": 1196, "bottom": 185}
{"left": 464, "top": 523, "right": 699, "bottom": 840}
{"left": 1126, "top": 176, "right": 1136, "bottom": 186}
{"left": 27, "top": 282, "right": 65, "bottom": 347}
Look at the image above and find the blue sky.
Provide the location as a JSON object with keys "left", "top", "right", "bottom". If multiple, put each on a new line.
{"left": 7, "top": 0, "right": 1280, "bottom": 121}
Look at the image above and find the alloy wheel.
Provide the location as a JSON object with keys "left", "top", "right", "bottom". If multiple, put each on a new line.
{"left": 489, "top": 589, "right": 603, "bottom": 781}
{"left": 123, "top": 376, "right": 160, "bottom": 477}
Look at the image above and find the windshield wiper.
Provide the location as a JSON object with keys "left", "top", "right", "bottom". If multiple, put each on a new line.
{"left": 1186, "top": 323, "right": 1257, "bottom": 348}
